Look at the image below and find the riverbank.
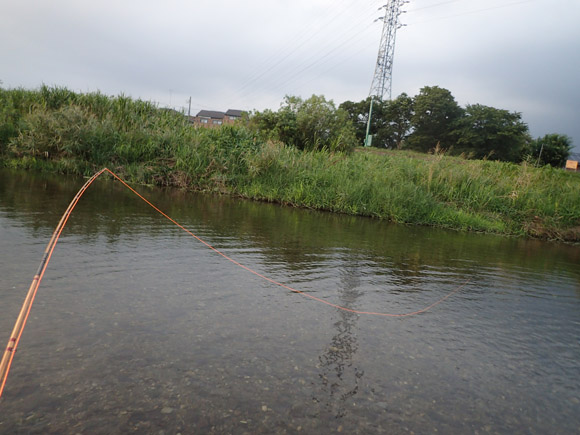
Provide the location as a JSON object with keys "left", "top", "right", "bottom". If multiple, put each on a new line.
{"left": 1, "top": 87, "right": 579, "bottom": 241}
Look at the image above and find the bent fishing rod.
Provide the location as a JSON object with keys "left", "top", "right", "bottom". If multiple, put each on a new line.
{"left": 0, "top": 168, "right": 467, "bottom": 399}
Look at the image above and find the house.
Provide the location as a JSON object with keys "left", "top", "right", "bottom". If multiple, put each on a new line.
{"left": 566, "top": 152, "right": 580, "bottom": 172}
{"left": 191, "top": 109, "right": 243, "bottom": 128}
{"left": 565, "top": 160, "right": 579, "bottom": 171}
{"left": 225, "top": 109, "right": 243, "bottom": 123}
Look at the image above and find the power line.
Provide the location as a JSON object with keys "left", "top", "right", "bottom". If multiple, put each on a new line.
{"left": 230, "top": 2, "right": 382, "bottom": 107}
{"left": 406, "top": 0, "right": 538, "bottom": 25}
{"left": 282, "top": 23, "right": 376, "bottom": 96}
{"left": 407, "top": 0, "right": 469, "bottom": 13}
{"left": 267, "top": 10, "right": 378, "bottom": 90}
{"left": 227, "top": 0, "right": 540, "bottom": 111}
{"left": 233, "top": 0, "right": 380, "bottom": 98}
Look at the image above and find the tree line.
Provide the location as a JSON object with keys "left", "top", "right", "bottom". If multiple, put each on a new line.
{"left": 248, "top": 86, "right": 573, "bottom": 167}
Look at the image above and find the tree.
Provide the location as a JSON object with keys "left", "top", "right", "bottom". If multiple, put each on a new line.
{"left": 251, "top": 95, "right": 357, "bottom": 152}
{"left": 383, "top": 93, "right": 413, "bottom": 149}
{"left": 527, "top": 133, "right": 573, "bottom": 167}
{"left": 339, "top": 94, "right": 412, "bottom": 148}
{"left": 249, "top": 107, "right": 298, "bottom": 148}
{"left": 340, "top": 97, "right": 387, "bottom": 146}
{"left": 339, "top": 98, "right": 368, "bottom": 144}
{"left": 407, "top": 86, "right": 463, "bottom": 152}
{"left": 455, "top": 104, "right": 530, "bottom": 162}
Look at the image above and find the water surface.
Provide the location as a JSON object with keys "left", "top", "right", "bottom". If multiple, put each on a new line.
{"left": 0, "top": 169, "right": 579, "bottom": 433}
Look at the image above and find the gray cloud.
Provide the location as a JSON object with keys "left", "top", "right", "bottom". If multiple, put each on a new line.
{"left": 2, "top": 0, "right": 578, "bottom": 150}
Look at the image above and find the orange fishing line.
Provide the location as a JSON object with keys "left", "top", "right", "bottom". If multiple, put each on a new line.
{"left": 0, "top": 169, "right": 106, "bottom": 398}
{"left": 0, "top": 168, "right": 467, "bottom": 399}
{"left": 104, "top": 168, "right": 468, "bottom": 316}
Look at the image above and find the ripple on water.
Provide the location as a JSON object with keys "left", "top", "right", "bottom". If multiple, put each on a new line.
{"left": 1, "top": 168, "right": 579, "bottom": 434}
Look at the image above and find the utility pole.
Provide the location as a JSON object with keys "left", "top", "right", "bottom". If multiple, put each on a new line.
{"left": 365, "top": 0, "right": 408, "bottom": 146}
{"left": 536, "top": 142, "right": 545, "bottom": 166}
{"left": 364, "top": 97, "right": 374, "bottom": 147}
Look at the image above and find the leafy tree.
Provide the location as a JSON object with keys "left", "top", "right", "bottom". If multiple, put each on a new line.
{"left": 339, "top": 98, "right": 369, "bottom": 144}
{"left": 407, "top": 86, "right": 463, "bottom": 152}
{"left": 383, "top": 93, "right": 413, "bottom": 149}
{"left": 248, "top": 107, "right": 297, "bottom": 148}
{"left": 455, "top": 104, "right": 530, "bottom": 162}
{"left": 340, "top": 97, "right": 388, "bottom": 146}
{"left": 251, "top": 95, "right": 357, "bottom": 152}
{"left": 339, "top": 94, "right": 412, "bottom": 149}
{"left": 527, "top": 133, "right": 573, "bottom": 167}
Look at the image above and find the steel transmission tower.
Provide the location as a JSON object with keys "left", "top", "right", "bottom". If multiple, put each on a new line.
{"left": 369, "top": 0, "right": 408, "bottom": 101}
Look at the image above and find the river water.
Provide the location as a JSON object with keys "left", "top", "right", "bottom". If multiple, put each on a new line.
{"left": 0, "top": 168, "right": 578, "bottom": 434}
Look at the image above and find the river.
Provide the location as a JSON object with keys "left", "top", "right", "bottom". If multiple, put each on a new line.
{"left": 0, "top": 168, "right": 579, "bottom": 434}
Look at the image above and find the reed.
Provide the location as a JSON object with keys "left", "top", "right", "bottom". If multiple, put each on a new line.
{"left": 1, "top": 86, "right": 578, "bottom": 241}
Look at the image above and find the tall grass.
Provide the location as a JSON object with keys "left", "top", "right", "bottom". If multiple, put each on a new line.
{"left": 240, "top": 145, "right": 580, "bottom": 239}
{"left": 1, "top": 86, "right": 579, "bottom": 241}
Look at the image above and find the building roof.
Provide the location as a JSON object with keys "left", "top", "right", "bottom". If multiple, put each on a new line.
{"left": 196, "top": 110, "right": 225, "bottom": 119}
{"left": 225, "top": 109, "right": 243, "bottom": 118}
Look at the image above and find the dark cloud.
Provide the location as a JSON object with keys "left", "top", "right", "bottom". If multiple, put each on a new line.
{"left": 1, "top": 0, "right": 578, "bottom": 150}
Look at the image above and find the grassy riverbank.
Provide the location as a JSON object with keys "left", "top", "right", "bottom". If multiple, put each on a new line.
{"left": 1, "top": 86, "right": 579, "bottom": 241}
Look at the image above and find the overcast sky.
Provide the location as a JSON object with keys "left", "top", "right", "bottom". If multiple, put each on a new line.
{"left": 2, "top": 0, "right": 579, "bottom": 152}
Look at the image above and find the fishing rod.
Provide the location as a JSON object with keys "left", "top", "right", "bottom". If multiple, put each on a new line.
{"left": 0, "top": 168, "right": 467, "bottom": 399}
{"left": 0, "top": 169, "right": 107, "bottom": 398}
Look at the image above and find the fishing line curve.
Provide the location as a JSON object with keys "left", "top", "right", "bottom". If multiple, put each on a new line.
{"left": 104, "top": 168, "right": 469, "bottom": 317}
{"left": 0, "top": 167, "right": 468, "bottom": 399}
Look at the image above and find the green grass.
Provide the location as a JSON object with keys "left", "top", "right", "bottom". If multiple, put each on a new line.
{"left": 238, "top": 144, "right": 580, "bottom": 239}
{"left": 1, "top": 86, "right": 579, "bottom": 241}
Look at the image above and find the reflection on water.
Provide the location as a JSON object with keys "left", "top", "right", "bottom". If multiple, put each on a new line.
{"left": 0, "top": 168, "right": 579, "bottom": 433}
{"left": 316, "top": 264, "right": 364, "bottom": 419}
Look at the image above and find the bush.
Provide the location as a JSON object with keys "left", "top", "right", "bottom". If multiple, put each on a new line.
{"left": 250, "top": 95, "right": 357, "bottom": 152}
{"left": 526, "top": 133, "right": 573, "bottom": 167}
{"left": 9, "top": 105, "right": 118, "bottom": 164}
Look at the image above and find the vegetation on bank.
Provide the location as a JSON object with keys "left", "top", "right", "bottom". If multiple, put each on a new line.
{"left": 1, "top": 86, "right": 579, "bottom": 242}
{"left": 340, "top": 86, "right": 575, "bottom": 167}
